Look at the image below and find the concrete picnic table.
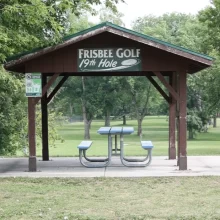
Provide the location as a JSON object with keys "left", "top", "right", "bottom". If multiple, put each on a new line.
{"left": 97, "top": 126, "right": 154, "bottom": 167}
{"left": 97, "top": 126, "right": 134, "bottom": 155}
{"left": 77, "top": 127, "right": 153, "bottom": 168}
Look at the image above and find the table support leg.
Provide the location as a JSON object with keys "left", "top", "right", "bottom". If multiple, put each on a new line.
{"left": 119, "top": 134, "right": 152, "bottom": 167}
{"left": 83, "top": 150, "right": 108, "bottom": 162}
{"left": 78, "top": 135, "right": 112, "bottom": 168}
{"left": 115, "top": 135, "right": 117, "bottom": 154}
{"left": 120, "top": 134, "right": 123, "bottom": 152}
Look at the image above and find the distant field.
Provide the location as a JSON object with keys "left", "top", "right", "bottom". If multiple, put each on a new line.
{"left": 28, "top": 116, "right": 220, "bottom": 157}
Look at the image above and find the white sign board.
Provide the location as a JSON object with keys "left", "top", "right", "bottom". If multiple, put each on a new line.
{"left": 25, "top": 73, "right": 42, "bottom": 97}
{"left": 77, "top": 48, "right": 141, "bottom": 72}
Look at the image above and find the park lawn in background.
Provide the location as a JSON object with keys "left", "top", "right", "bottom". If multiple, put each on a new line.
{"left": 0, "top": 177, "right": 220, "bottom": 220}
{"left": 17, "top": 116, "right": 220, "bottom": 157}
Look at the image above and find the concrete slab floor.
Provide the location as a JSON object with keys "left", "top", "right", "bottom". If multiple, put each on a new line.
{"left": 0, "top": 156, "right": 220, "bottom": 178}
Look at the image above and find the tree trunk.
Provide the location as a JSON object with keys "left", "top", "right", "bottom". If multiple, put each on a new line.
{"left": 82, "top": 101, "right": 91, "bottom": 139}
{"left": 84, "top": 120, "right": 92, "bottom": 140}
{"left": 133, "top": 94, "right": 143, "bottom": 136}
{"left": 130, "top": 82, "right": 151, "bottom": 137}
{"left": 84, "top": 121, "right": 90, "bottom": 140}
{"left": 213, "top": 116, "right": 217, "bottom": 128}
{"left": 188, "top": 128, "right": 194, "bottom": 140}
{"left": 137, "top": 118, "right": 142, "bottom": 136}
{"left": 81, "top": 76, "right": 92, "bottom": 140}
{"left": 123, "top": 115, "right": 126, "bottom": 125}
{"left": 69, "top": 103, "right": 73, "bottom": 116}
{"left": 134, "top": 100, "right": 142, "bottom": 136}
{"left": 105, "top": 109, "right": 110, "bottom": 126}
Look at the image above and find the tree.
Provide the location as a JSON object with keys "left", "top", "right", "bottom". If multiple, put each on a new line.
{"left": 99, "top": 7, "right": 125, "bottom": 26}
{"left": 198, "top": 1, "right": 220, "bottom": 127}
{"left": 96, "top": 76, "right": 124, "bottom": 126}
{"left": 132, "top": 13, "right": 205, "bottom": 52}
{"left": 0, "top": 0, "right": 124, "bottom": 154}
{"left": 60, "top": 76, "right": 104, "bottom": 139}
{"left": 0, "top": 67, "right": 26, "bottom": 154}
{"left": 199, "top": 0, "right": 220, "bottom": 53}
{"left": 187, "top": 110, "right": 203, "bottom": 140}
{"left": 112, "top": 90, "right": 133, "bottom": 125}
{"left": 196, "top": 52, "right": 220, "bottom": 127}
{"left": 67, "top": 14, "right": 94, "bottom": 35}
{"left": 121, "top": 77, "right": 157, "bottom": 136}
{"left": 132, "top": 13, "right": 215, "bottom": 137}
{"left": 0, "top": 0, "right": 125, "bottom": 62}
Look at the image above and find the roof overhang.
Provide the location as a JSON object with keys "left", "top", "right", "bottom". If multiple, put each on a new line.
{"left": 4, "top": 22, "right": 213, "bottom": 73}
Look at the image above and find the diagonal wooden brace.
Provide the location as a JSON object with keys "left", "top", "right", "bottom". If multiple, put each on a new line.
{"left": 47, "top": 75, "right": 69, "bottom": 104}
{"left": 35, "top": 73, "right": 60, "bottom": 105}
{"left": 153, "top": 71, "right": 179, "bottom": 102}
{"left": 146, "top": 75, "right": 170, "bottom": 103}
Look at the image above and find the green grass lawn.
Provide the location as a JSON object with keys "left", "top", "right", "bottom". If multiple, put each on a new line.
{"left": 15, "top": 116, "right": 220, "bottom": 157}
{"left": 31, "top": 116, "right": 220, "bottom": 157}
{"left": 0, "top": 177, "right": 220, "bottom": 219}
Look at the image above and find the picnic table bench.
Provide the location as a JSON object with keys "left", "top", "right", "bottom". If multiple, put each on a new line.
{"left": 77, "top": 127, "right": 154, "bottom": 168}
{"left": 77, "top": 138, "right": 112, "bottom": 168}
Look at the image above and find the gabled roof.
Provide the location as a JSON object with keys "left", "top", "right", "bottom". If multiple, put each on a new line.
{"left": 4, "top": 22, "right": 213, "bottom": 70}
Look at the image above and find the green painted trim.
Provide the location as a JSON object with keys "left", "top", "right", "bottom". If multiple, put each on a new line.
{"left": 5, "top": 21, "right": 213, "bottom": 63}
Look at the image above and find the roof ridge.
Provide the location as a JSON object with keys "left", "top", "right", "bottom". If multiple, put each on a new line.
{"left": 104, "top": 22, "right": 213, "bottom": 61}
{"left": 63, "top": 22, "right": 108, "bottom": 41}
{"left": 5, "top": 21, "right": 213, "bottom": 63}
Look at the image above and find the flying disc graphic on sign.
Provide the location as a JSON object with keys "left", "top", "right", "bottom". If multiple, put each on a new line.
{"left": 25, "top": 73, "right": 42, "bottom": 97}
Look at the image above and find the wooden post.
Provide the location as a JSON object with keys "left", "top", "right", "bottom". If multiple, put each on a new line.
{"left": 169, "top": 72, "right": 176, "bottom": 159}
{"left": 176, "top": 72, "right": 180, "bottom": 166}
{"left": 41, "top": 74, "right": 49, "bottom": 161}
{"left": 178, "top": 71, "right": 187, "bottom": 170}
{"left": 28, "top": 97, "right": 37, "bottom": 171}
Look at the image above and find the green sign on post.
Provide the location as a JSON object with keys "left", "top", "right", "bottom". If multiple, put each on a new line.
{"left": 78, "top": 48, "right": 141, "bottom": 72}
{"left": 25, "top": 73, "right": 42, "bottom": 97}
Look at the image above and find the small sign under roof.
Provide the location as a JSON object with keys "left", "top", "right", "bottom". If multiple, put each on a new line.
{"left": 25, "top": 73, "right": 42, "bottom": 97}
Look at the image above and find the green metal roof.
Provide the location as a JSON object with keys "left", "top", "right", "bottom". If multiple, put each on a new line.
{"left": 6, "top": 21, "right": 213, "bottom": 63}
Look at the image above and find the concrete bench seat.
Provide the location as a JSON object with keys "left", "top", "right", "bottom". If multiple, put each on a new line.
{"left": 77, "top": 141, "right": 93, "bottom": 150}
{"left": 120, "top": 140, "right": 154, "bottom": 167}
{"left": 122, "top": 127, "right": 134, "bottom": 134}
{"left": 141, "top": 141, "right": 154, "bottom": 149}
{"left": 77, "top": 140, "right": 111, "bottom": 168}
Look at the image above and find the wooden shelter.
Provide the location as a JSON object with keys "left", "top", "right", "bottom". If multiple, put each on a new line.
{"left": 4, "top": 22, "right": 213, "bottom": 172}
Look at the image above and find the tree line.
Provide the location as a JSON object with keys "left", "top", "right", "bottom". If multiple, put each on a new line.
{"left": 1, "top": 0, "right": 220, "bottom": 155}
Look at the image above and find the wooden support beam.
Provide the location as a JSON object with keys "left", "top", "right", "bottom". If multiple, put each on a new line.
{"left": 28, "top": 97, "right": 37, "bottom": 171}
{"left": 35, "top": 73, "right": 60, "bottom": 104}
{"left": 41, "top": 75, "right": 49, "bottom": 161}
{"left": 153, "top": 71, "right": 180, "bottom": 102}
{"left": 178, "top": 71, "right": 187, "bottom": 170}
{"left": 169, "top": 73, "right": 176, "bottom": 160}
{"left": 47, "top": 75, "right": 69, "bottom": 104}
{"left": 176, "top": 73, "right": 180, "bottom": 166}
{"left": 146, "top": 76, "right": 170, "bottom": 103}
